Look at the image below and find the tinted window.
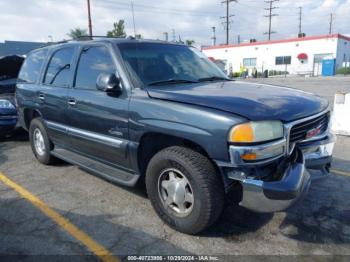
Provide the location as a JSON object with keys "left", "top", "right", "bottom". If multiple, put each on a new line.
{"left": 44, "top": 47, "right": 75, "bottom": 87}
{"left": 118, "top": 43, "right": 227, "bottom": 85}
{"left": 276, "top": 56, "right": 291, "bottom": 65}
{"left": 18, "top": 49, "right": 47, "bottom": 83}
{"left": 243, "top": 58, "right": 256, "bottom": 67}
{"left": 75, "top": 46, "right": 115, "bottom": 90}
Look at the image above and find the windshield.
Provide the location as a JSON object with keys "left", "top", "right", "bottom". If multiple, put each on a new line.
{"left": 117, "top": 43, "right": 228, "bottom": 86}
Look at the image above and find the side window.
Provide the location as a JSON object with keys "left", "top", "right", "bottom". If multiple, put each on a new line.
{"left": 75, "top": 46, "right": 115, "bottom": 90}
{"left": 44, "top": 47, "right": 75, "bottom": 87}
{"left": 18, "top": 49, "right": 47, "bottom": 83}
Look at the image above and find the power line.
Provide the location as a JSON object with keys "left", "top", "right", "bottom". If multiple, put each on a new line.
{"left": 264, "top": 0, "right": 279, "bottom": 41}
{"left": 221, "top": 0, "right": 237, "bottom": 45}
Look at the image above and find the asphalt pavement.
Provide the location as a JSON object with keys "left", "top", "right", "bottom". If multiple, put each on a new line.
{"left": 0, "top": 77, "right": 350, "bottom": 261}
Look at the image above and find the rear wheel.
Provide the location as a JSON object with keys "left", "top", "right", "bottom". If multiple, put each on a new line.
{"left": 29, "top": 118, "right": 54, "bottom": 165}
{"left": 146, "top": 146, "right": 225, "bottom": 234}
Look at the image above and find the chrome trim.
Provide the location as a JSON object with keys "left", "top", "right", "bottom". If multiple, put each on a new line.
{"left": 46, "top": 121, "right": 125, "bottom": 148}
{"left": 239, "top": 151, "right": 311, "bottom": 213}
{"left": 0, "top": 115, "right": 17, "bottom": 120}
{"left": 284, "top": 108, "right": 331, "bottom": 156}
{"left": 229, "top": 138, "right": 286, "bottom": 167}
{"left": 228, "top": 108, "right": 331, "bottom": 166}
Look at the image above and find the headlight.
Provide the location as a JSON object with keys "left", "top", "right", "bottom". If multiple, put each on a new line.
{"left": 0, "top": 99, "right": 15, "bottom": 109}
{"left": 229, "top": 121, "right": 284, "bottom": 143}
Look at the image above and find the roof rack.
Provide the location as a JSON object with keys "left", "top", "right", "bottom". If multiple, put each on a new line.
{"left": 47, "top": 35, "right": 136, "bottom": 46}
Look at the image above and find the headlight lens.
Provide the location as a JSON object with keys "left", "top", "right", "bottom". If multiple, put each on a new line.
{"left": 0, "top": 99, "right": 15, "bottom": 109}
{"left": 229, "top": 121, "right": 284, "bottom": 143}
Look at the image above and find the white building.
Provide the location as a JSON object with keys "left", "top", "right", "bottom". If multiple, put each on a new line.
{"left": 202, "top": 34, "right": 350, "bottom": 76}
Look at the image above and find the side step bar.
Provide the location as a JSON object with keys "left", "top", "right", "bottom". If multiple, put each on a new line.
{"left": 51, "top": 148, "right": 140, "bottom": 187}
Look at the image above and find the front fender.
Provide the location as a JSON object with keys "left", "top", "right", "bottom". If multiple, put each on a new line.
{"left": 129, "top": 89, "right": 246, "bottom": 161}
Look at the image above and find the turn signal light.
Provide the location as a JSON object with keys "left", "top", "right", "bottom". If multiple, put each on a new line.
{"left": 229, "top": 123, "right": 254, "bottom": 143}
{"left": 240, "top": 153, "right": 257, "bottom": 161}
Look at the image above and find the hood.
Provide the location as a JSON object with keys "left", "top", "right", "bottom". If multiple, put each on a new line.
{"left": 146, "top": 81, "right": 329, "bottom": 122}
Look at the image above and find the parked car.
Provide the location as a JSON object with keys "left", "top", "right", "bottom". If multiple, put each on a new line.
{"left": 0, "top": 55, "right": 24, "bottom": 137}
{"left": 16, "top": 38, "right": 335, "bottom": 234}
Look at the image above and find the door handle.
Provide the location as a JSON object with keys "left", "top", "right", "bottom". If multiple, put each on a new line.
{"left": 68, "top": 99, "right": 77, "bottom": 106}
{"left": 38, "top": 94, "right": 45, "bottom": 101}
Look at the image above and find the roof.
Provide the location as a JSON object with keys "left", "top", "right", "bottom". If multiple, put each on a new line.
{"left": 202, "top": 33, "right": 350, "bottom": 50}
{"left": 37, "top": 37, "right": 186, "bottom": 52}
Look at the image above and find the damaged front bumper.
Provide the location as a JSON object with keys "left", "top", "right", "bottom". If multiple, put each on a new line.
{"left": 238, "top": 149, "right": 311, "bottom": 212}
{"left": 221, "top": 133, "right": 335, "bottom": 213}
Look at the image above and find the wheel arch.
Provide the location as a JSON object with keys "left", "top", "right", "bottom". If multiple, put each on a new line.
{"left": 136, "top": 132, "right": 227, "bottom": 186}
{"left": 23, "top": 108, "right": 42, "bottom": 130}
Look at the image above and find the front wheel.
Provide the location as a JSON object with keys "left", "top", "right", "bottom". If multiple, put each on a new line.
{"left": 146, "top": 146, "right": 225, "bottom": 234}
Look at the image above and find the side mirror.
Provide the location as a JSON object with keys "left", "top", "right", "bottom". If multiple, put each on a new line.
{"left": 96, "top": 73, "right": 122, "bottom": 96}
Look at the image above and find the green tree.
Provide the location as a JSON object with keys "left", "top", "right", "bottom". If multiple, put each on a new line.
{"left": 185, "top": 39, "right": 195, "bottom": 46}
{"left": 67, "top": 28, "right": 88, "bottom": 39}
{"left": 107, "top": 20, "right": 127, "bottom": 38}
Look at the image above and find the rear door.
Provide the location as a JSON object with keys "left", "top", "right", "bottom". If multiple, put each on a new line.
{"left": 39, "top": 46, "right": 77, "bottom": 147}
{"left": 67, "top": 44, "right": 131, "bottom": 169}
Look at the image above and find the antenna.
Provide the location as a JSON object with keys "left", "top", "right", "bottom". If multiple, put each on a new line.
{"left": 131, "top": 1, "right": 136, "bottom": 37}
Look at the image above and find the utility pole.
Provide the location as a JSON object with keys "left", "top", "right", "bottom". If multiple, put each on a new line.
{"left": 172, "top": 29, "right": 176, "bottom": 42}
{"left": 87, "top": 0, "right": 93, "bottom": 37}
{"left": 237, "top": 34, "right": 241, "bottom": 44}
{"left": 211, "top": 26, "right": 216, "bottom": 46}
{"left": 264, "top": 0, "right": 279, "bottom": 41}
{"left": 329, "top": 13, "right": 334, "bottom": 35}
{"left": 163, "top": 32, "right": 169, "bottom": 41}
{"left": 298, "top": 6, "right": 302, "bottom": 36}
{"left": 221, "top": 0, "right": 237, "bottom": 45}
{"left": 131, "top": 1, "right": 136, "bottom": 37}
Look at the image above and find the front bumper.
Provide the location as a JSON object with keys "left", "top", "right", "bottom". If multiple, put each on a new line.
{"left": 0, "top": 115, "right": 17, "bottom": 133}
{"left": 300, "top": 134, "right": 335, "bottom": 170}
{"left": 239, "top": 149, "right": 311, "bottom": 213}
{"left": 223, "top": 134, "right": 335, "bottom": 213}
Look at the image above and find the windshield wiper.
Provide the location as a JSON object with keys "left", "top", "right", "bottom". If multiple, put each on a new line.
{"left": 197, "top": 76, "right": 232, "bottom": 82}
{"left": 148, "top": 79, "right": 199, "bottom": 86}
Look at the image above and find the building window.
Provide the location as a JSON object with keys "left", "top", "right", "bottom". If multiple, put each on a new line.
{"left": 276, "top": 56, "right": 291, "bottom": 65}
{"left": 243, "top": 58, "right": 257, "bottom": 67}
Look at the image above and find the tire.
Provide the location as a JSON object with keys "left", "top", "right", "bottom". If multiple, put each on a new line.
{"left": 145, "top": 146, "right": 225, "bottom": 234}
{"left": 29, "top": 118, "right": 54, "bottom": 165}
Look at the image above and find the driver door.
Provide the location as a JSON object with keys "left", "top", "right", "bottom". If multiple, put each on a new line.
{"left": 67, "top": 44, "right": 130, "bottom": 169}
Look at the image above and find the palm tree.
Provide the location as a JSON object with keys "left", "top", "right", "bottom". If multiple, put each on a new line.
{"left": 67, "top": 28, "right": 88, "bottom": 39}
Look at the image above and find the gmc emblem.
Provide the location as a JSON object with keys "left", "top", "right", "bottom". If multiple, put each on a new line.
{"left": 306, "top": 126, "right": 322, "bottom": 139}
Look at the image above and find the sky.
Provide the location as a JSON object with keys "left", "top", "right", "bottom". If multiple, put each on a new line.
{"left": 0, "top": 0, "right": 349, "bottom": 46}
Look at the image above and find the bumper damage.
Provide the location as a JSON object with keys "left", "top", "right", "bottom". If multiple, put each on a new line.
{"left": 224, "top": 134, "right": 335, "bottom": 213}
{"left": 239, "top": 149, "right": 311, "bottom": 213}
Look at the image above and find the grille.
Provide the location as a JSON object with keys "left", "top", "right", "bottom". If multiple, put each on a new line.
{"left": 289, "top": 112, "right": 330, "bottom": 143}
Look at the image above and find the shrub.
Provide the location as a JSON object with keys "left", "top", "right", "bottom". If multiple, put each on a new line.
{"left": 229, "top": 72, "right": 241, "bottom": 78}
{"left": 336, "top": 67, "right": 350, "bottom": 75}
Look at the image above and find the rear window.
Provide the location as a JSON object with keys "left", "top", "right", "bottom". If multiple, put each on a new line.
{"left": 44, "top": 47, "right": 75, "bottom": 87}
{"left": 18, "top": 49, "right": 47, "bottom": 83}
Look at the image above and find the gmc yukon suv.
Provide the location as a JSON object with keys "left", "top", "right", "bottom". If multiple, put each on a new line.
{"left": 16, "top": 38, "right": 335, "bottom": 234}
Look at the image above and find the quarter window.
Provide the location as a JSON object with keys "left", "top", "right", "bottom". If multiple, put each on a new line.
{"left": 243, "top": 58, "right": 257, "bottom": 67}
{"left": 75, "top": 46, "right": 115, "bottom": 90}
{"left": 44, "top": 47, "right": 75, "bottom": 87}
{"left": 275, "top": 56, "right": 291, "bottom": 65}
{"left": 18, "top": 49, "right": 47, "bottom": 83}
